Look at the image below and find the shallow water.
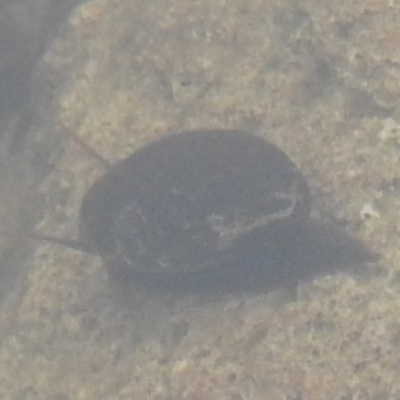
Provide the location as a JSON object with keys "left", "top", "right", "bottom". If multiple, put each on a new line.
{"left": 0, "top": 1, "right": 398, "bottom": 399}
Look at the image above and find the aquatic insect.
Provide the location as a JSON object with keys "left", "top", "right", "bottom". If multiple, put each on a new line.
{"left": 42, "top": 129, "right": 312, "bottom": 278}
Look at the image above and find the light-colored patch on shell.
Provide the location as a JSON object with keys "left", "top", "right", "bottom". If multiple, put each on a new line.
{"left": 207, "top": 184, "right": 299, "bottom": 249}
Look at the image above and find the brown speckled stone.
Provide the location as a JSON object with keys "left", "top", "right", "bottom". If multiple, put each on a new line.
{"left": 0, "top": 0, "right": 398, "bottom": 399}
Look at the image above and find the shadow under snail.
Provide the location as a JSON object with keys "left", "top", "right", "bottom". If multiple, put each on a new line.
{"left": 38, "top": 129, "right": 375, "bottom": 290}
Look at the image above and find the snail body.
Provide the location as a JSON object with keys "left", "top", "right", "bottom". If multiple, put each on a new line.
{"left": 78, "top": 129, "right": 310, "bottom": 276}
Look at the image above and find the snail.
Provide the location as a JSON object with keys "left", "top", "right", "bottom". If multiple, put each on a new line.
{"left": 39, "top": 129, "right": 375, "bottom": 291}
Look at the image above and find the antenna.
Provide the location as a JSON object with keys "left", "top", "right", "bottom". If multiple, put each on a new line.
{"left": 31, "top": 129, "right": 111, "bottom": 253}
{"left": 64, "top": 129, "right": 111, "bottom": 169}
{"left": 30, "top": 232, "right": 92, "bottom": 253}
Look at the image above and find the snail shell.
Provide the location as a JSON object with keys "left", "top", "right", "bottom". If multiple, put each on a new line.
{"left": 78, "top": 129, "right": 310, "bottom": 275}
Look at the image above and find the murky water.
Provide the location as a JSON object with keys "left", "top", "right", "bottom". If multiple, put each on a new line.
{"left": 0, "top": 1, "right": 398, "bottom": 399}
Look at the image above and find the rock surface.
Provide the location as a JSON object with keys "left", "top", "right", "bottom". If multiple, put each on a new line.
{"left": 0, "top": 0, "right": 399, "bottom": 399}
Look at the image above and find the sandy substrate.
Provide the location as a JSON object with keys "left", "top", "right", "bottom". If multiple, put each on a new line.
{"left": 0, "top": 0, "right": 400, "bottom": 399}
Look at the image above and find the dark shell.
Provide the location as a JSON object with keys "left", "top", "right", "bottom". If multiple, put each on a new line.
{"left": 78, "top": 129, "right": 311, "bottom": 275}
